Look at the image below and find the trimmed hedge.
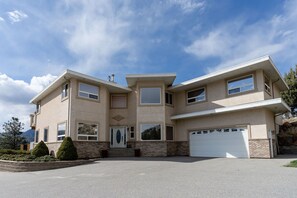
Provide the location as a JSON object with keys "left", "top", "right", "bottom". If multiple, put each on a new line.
{"left": 56, "top": 137, "right": 78, "bottom": 160}
{"left": 0, "top": 149, "right": 29, "bottom": 155}
{"left": 31, "top": 141, "right": 49, "bottom": 157}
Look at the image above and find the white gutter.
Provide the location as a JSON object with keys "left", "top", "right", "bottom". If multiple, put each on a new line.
{"left": 171, "top": 98, "right": 290, "bottom": 120}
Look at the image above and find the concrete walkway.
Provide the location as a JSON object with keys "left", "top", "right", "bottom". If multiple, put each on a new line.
{"left": 0, "top": 156, "right": 296, "bottom": 198}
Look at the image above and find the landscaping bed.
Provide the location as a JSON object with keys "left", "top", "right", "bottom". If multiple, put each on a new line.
{"left": 285, "top": 160, "right": 297, "bottom": 168}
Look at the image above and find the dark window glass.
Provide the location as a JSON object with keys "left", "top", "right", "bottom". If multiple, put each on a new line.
{"left": 166, "top": 126, "right": 173, "bottom": 140}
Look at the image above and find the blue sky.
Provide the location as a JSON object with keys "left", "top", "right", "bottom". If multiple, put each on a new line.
{"left": 0, "top": 0, "right": 297, "bottom": 130}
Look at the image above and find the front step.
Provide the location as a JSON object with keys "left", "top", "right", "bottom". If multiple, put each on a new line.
{"left": 108, "top": 148, "right": 135, "bottom": 157}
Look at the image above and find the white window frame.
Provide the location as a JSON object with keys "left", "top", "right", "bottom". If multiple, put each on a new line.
{"left": 62, "top": 83, "right": 69, "bottom": 99}
{"left": 57, "top": 122, "right": 66, "bottom": 141}
{"left": 264, "top": 75, "right": 271, "bottom": 95}
{"left": 140, "top": 123, "right": 162, "bottom": 141}
{"left": 140, "top": 87, "right": 161, "bottom": 105}
{"left": 227, "top": 74, "right": 254, "bottom": 95}
{"left": 77, "top": 122, "right": 98, "bottom": 141}
{"left": 78, "top": 82, "right": 99, "bottom": 101}
{"left": 187, "top": 87, "right": 206, "bottom": 104}
{"left": 165, "top": 92, "right": 173, "bottom": 105}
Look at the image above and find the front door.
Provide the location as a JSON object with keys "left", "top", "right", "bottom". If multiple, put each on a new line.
{"left": 110, "top": 127, "right": 127, "bottom": 148}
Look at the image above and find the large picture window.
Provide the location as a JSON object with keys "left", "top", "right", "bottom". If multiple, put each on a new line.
{"left": 140, "top": 88, "right": 161, "bottom": 105}
{"left": 140, "top": 124, "right": 161, "bottom": 140}
{"left": 57, "top": 123, "right": 66, "bottom": 141}
{"left": 78, "top": 83, "right": 99, "bottom": 100}
{"left": 77, "top": 123, "right": 98, "bottom": 141}
{"left": 187, "top": 88, "right": 205, "bottom": 104}
{"left": 228, "top": 75, "right": 254, "bottom": 95}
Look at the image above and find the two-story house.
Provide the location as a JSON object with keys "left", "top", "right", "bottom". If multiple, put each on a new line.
{"left": 30, "top": 56, "right": 290, "bottom": 158}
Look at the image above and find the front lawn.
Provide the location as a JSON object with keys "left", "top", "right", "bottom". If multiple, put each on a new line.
{"left": 285, "top": 160, "right": 297, "bottom": 168}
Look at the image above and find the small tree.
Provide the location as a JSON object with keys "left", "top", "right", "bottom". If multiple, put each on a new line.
{"left": 31, "top": 141, "right": 49, "bottom": 157}
{"left": 57, "top": 137, "right": 78, "bottom": 160}
{"left": 281, "top": 65, "right": 297, "bottom": 115}
{"left": 0, "top": 117, "right": 26, "bottom": 149}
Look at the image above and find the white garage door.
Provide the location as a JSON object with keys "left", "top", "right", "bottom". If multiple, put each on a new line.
{"left": 189, "top": 127, "right": 249, "bottom": 158}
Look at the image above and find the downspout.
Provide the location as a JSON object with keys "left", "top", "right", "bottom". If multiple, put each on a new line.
{"left": 268, "top": 130, "right": 273, "bottom": 158}
{"left": 64, "top": 76, "right": 71, "bottom": 137}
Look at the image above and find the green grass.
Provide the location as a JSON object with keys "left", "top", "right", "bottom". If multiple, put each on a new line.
{"left": 285, "top": 160, "right": 297, "bottom": 168}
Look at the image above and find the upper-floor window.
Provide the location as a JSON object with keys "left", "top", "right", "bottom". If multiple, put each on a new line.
{"left": 36, "top": 102, "right": 41, "bottom": 113}
{"left": 57, "top": 122, "right": 66, "bottom": 141}
{"left": 77, "top": 122, "right": 98, "bottom": 141}
{"left": 264, "top": 75, "right": 271, "bottom": 94}
{"left": 187, "top": 88, "right": 206, "bottom": 104}
{"left": 227, "top": 75, "right": 254, "bottom": 95}
{"left": 78, "top": 83, "right": 99, "bottom": 100}
{"left": 140, "top": 87, "right": 161, "bottom": 105}
{"left": 111, "top": 95, "right": 127, "bottom": 108}
{"left": 165, "top": 92, "right": 173, "bottom": 105}
{"left": 44, "top": 128, "right": 48, "bottom": 142}
{"left": 62, "top": 83, "right": 69, "bottom": 99}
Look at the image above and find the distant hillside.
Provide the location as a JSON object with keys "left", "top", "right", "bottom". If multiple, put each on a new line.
{"left": 22, "top": 129, "right": 35, "bottom": 143}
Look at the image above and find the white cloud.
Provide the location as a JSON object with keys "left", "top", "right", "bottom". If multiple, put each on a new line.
{"left": 0, "top": 17, "right": 4, "bottom": 22}
{"left": 0, "top": 73, "right": 56, "bottom": 130}
{"left": 7, "top": 10, "right": 28, "bottom": 23}
{"left": 169, "top": 0, "right": 205, "bottom": 13}
{"left": 184, "top": 0, "right": 297, "bottom": 72}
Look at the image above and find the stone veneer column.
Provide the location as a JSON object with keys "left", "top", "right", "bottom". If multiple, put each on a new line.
{"left": 249, "top": 139, "right": 271, "bottom": 158}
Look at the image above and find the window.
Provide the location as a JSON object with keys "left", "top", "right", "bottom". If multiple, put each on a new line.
{"left": 57, "top": 123, "right": 66, "bottom": 141}
{"left": 165, "top": 92, "right": 173, "bottom": 105}
{"left": 78, "top": 83, "right": 99, "bottom": 100}
{"left": 130, "top": 126, "right": 135, "bottom": 139}
{"left": 187, "top": 88, "right": 205, "bottom": 104}
{"left": 111, "top": 95, "right": 127, "bottom": 108}
{"left": 36, "top": 102, "right": 41, "bottom": 113}
{"left": 62, "top": 83, "right": 69, "bottom": 99}
{"left": 140, "top": 124, "right": 161, "bottom": 140}
{"left": 44, "top": 128, "right": 48, "bottom": 142}
{"left": 35, "top": 130, "right": 39, "bottom": 143}
{"left": 166, "top": 126, "right": 173, "bottom": 140}
{"left": 228, "top": 75, "right": 254, "bottom": 95}
{"left": 77, "top": 123, "right": 98, "bottom": 141}
{"left": 140, "top": 87, "right": 161, "bottom": 105}
{"left": 264, "top": 75, "right": 271, "bottom": 94}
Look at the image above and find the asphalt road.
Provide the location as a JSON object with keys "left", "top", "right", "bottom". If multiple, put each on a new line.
{"left": 0, "top": 156, "right": 296, "bottom": 198}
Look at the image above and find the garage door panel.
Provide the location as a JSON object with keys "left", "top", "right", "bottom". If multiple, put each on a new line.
{"left": 190, "top": 128, "right": 249, "bottom": 158}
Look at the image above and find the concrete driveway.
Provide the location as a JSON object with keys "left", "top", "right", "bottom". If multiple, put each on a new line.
{"left": 0, "top": 156, "right": 296, "bottom": 198}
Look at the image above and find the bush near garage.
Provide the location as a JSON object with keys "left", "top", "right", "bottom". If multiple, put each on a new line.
{"left": 56, "top": 137, "right": 78, "bottom": 160}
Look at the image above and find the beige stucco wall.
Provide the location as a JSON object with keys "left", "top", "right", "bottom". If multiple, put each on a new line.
{"left": 35, "top": 83, "right": 69, "bottom": 143}
{"left": 174, "top": 70, "right": 267, "bottom": 115}
{"left": 69, "top": 78, "right": 109, "bottom": 142}
{"left": 175, "top": 108, "right": 270, "bottom": 141}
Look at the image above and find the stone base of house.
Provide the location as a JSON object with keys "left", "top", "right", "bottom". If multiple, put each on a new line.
{"left": 249, "top": 139, "right": 273, "bottom": 158}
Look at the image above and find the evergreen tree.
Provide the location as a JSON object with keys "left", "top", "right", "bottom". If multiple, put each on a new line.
{"left": 0, "top": 117, "right": 26, "bottom": 149}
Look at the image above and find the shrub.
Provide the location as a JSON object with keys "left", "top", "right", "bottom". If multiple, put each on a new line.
{"left": 56, "top": 137, "right": 78, "bottom": 160}
{"left": 31, "top": 141, "right": 49, "bottom": 157}
{"left": 0, "top": 149, "right": 29, "bottom": 155}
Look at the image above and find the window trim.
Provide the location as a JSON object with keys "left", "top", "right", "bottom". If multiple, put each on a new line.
{"left": 61, "top": 83, "right": 69, "bottom": 100}
{"left": 165, "top": 92, "right": 173, "bottom": 106}
{"left": 186, "top": 87, "right": 206, "bottom": 104}
{"left": 78, "top": 82, "right": 100, "bottom": 101}
{"left": 110, "top": 94, "right": 128, "bottom": 109}
{"left": 77, "top": 122, "right": 99, "bottom": 141}
{"left": 140, "top": 123, "right": 162, "bottom": 141}
{"left": 264, "top": 74, "right": 271, "bottom": 95}
{"left": 57, "top": 122, "right": 66, "bottom": 141}
{"left": 140, "top": 87, "right": 162, "bottom": 105}
{"left": 43, "top": 127, "right": 49, "bottom": 142}
{"left": 227, "top": 74, "right": 255, "bottom": 96}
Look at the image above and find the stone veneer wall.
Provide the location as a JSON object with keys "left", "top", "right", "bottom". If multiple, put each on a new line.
{"left": 249, "top": 139, "right": 271, "bottom": 158}
{"left": 45, "top": 141, "right": 109, "bottom": 159}
{"left": 176, "top": 141, "right": 189, "bottom": 156}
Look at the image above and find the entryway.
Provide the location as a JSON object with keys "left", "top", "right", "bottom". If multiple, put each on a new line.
{"left": 110, "top": 127, "right": 127, "bottom": 148}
